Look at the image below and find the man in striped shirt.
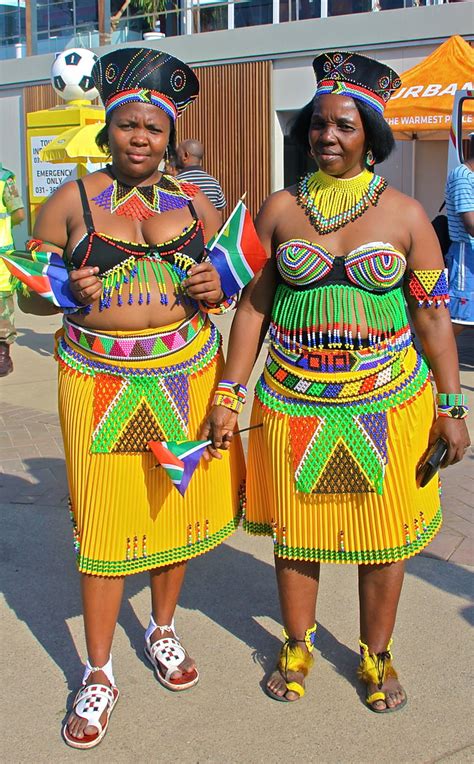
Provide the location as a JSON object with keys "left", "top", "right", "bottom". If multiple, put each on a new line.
{"left": 176, "top": 139, "right": 226, "bottom": 213}
{"left": 444, "top": 133, "right": 474, "bottom": 335}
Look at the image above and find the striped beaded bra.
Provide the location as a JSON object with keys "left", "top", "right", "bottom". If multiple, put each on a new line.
{"left": 69, "top": 172, "right": 204, "bottom": 310}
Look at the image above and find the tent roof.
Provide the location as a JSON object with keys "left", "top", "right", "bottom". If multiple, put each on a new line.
{"left": 384, "top": 35, "right": 474, "bottom": 139}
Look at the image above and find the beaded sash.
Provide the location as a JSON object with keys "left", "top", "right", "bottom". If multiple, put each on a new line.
{"left": 64, "top": 311, "right": 206, "bottom": 361}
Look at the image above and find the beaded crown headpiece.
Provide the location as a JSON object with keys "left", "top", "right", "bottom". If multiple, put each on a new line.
{"left": 92, "top": 47, "right": 199, "bottom": 122}
{"left": 313, "top": 51, "right": 401, "bottom": 114}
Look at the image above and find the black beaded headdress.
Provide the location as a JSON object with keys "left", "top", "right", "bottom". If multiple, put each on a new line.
{"left": 313, "top": 51, "right": 401, "bottom": 114}
{"left": 92, "top": 47, "right": 199, "bottom": 122}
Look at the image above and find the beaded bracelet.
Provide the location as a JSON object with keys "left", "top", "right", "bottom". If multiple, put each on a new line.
{"left": 436, "top": 393, "right": 467, "bottom": 407}
{"left": 212, "top": 380, "right": 247, "bottom": 413}
{"left": 213, "top": 392, "right": 244, "bottom": 413}
{"left": 199, "top": 295, "right": 237, "bottom": 315}
{"left": 437, "top": 404, "right": 469, "bottom": 419}
{"left": 436, "top": 392, "right": 469, "bottom": 419}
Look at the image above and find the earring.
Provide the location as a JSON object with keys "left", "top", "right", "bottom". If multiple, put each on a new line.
{"left": 366, "top": 148, "right": 375, "bottom": 167}
{"left": 164, "top": 146, "right": 170, "bottom": 163}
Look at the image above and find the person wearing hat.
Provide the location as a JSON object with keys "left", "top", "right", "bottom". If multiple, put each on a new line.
{"left": 204, "top": 51, "right": 470, "bottom": 711}
{"left": 19, "top": 48, "right": 244, "bottom": 749}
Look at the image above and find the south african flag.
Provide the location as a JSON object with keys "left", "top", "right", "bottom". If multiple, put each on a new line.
{"left": 148, "top": 438, "right": 211, "bottom": 496}
{"left": 206, "top": 200, "right": 267, "bottom": 298}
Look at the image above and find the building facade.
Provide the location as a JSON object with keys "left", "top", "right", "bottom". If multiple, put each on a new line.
{"left": 0, "top": 1, "right": 472, "bottom": 241}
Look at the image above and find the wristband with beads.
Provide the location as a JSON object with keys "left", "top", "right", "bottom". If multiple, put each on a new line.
{"left": 215, "top": 380, "right": 247, "bottom": 402}
{"left": 199, "top": 295, "right": 237, "bottom": 315}
{"left": 436, "top": 393, "right": 467, "bottom": 407}
{"left": 437, "top": 404, "right": 469, "bottom": 419}
{"left": 213, "top": 392, "right": 244, "bottom": 414}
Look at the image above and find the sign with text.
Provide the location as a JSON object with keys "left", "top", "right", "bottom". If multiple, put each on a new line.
{"left": 29, "top": 135, "right": 77, "bottom": 203}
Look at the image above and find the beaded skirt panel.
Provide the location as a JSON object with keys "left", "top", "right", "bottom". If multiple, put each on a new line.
{"left": 244, "top": 341, "right": 441, "bottom": 564}
{"left": 57, "top": 316, "right": 245, "bottom": 576}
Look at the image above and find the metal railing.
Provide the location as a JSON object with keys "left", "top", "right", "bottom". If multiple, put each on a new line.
{"left": 0, "top": 0, "right": 450, "bottom": 60}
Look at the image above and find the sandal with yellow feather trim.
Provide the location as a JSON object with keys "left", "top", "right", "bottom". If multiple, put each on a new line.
{"left": 265, "top": 624, "right": 317, "bottom": 702}
{"left": 357, "top": 638, "right": 407, "bottom": 714}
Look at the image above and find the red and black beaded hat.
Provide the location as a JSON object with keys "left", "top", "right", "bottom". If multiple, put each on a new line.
{"left": 92, "top": 47, "right": 199, "bottom": 122}
{"left": 313, "top": 51, "right": 401, "bottom": 114}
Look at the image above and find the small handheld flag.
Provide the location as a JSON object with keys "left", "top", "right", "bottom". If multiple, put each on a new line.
{"left": 148, "top": 439, "right": 211, "bottom": 496}
{"left": 149, "top": 424, "right": 262, "bottom": 496}
{"left": 0, "top": 247, "right": 81, "bottom": 309}
{"left": 206, "top": 200, "right": 267, "bottom": 298}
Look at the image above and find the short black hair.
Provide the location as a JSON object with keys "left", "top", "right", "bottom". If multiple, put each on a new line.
{"left": 95, "top": 115, "right": 177, "bottom": 157}
{"left": 289, "top": 95, "right": 395, "bottom": 166}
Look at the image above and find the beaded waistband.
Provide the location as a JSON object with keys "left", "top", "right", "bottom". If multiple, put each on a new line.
{"left": 63, "top": 311, "right": 206, "bottom": 361}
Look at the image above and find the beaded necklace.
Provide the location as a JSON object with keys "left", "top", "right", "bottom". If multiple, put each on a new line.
{"left": 297, "top": 169, "right": 387, "bottom": 235}
{"left": 92, "top": 167, "right": 199, "bottom": 221}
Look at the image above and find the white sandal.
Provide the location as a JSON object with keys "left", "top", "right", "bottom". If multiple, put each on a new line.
{"left": 144, "top": 615, "right": 199, "bottom": 691}
{"left": 62, "top": 656, "right": 120, "bottom": 750}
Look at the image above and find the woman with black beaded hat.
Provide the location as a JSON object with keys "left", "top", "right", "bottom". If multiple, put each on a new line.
{"left": 19, "top": 47, "right": 244, "bottom": 748}
{"left": 204, "top": 50, "right": 470, "bottom": 710}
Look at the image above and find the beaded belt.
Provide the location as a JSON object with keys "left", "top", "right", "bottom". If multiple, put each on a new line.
{"left": 64, "top": 311, "right": 206, "bottom": 361}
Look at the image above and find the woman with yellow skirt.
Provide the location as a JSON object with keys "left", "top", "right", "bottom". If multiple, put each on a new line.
{"left": 19, "top": 48, "right": 243, "bottom": 749}
{"left": 204, "top": 51, "right": 470, "bottom": 712}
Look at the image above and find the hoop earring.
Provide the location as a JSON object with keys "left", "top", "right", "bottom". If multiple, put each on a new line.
{"left": 365, "top": 148, "right": 375, "bottom": 167}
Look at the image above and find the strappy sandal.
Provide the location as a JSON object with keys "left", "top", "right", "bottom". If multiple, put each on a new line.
{"left": 62, "top": 656, "right": 119, "bottom": 749}
{"left": 144, "top": 614, "right": 199, "bottom": 691}
{"left": 265, "top": 624, "right": 317, "bottom": 702}
{"left": 358, "top": 638, "right": 407, "bottom": 714}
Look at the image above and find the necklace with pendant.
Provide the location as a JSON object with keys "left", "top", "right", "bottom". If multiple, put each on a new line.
{"left": 296, "top": 169, "right": 387, "bottom": 234}
{"left": 92, "top": 167, "right": 198, "bottom": 221}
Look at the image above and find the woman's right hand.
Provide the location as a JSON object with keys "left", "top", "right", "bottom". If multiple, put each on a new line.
{"left": 200, "top": 406, "right": 238, "bottom": 461}
{"left": 69, "top": 266, "right": 101, "bottom": 305}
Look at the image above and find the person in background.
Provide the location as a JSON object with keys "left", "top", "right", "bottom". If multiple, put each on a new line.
{"left": 0, "top": 163, "right": 25, "bottom": 376}
{"left": 176, "top": 139, "right": 226, "bottom": 212}
{"left": 444, "top": 133, "right": 474, "bottom": 336}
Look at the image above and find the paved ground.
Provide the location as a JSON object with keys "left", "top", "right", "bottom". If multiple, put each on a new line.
{"left": 1, "top": 310, "right": 473, "bottom": 763}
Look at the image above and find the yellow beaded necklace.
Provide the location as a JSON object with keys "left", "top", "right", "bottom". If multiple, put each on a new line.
{"left": 297, "top": 169, "right": 387, "bottom": 234}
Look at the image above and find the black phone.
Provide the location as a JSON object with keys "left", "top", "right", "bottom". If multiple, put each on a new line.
{"left": 416, "top": 438, "right": 448, "bottom": 488}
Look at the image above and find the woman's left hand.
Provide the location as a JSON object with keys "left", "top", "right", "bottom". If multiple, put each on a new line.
{"left": 428, "top": 416, "right": 471, "bottom": 466}
{"left": 183, "top": 262, "right": 223, "bottom": 303}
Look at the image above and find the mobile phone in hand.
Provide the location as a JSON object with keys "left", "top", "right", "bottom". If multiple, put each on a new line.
{"left": 416, "top": 438, "right": 448, "bottom": 488}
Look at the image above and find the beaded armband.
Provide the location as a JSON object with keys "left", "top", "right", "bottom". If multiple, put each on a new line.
{"left": 212, "top": 380, "right": 247, "bottom": 414}
{"left": 436, "top": 393, "right": 469, "bottom": 419}
{"left": 408, "top": 269, "right": 449, "bottom": 308}
{"left": 199, "top": 295, "right": 237, "bottom": 315}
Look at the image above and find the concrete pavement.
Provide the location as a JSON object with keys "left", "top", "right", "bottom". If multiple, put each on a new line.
{"left": 1, "top": 310, "right": 473, "bottom": 763}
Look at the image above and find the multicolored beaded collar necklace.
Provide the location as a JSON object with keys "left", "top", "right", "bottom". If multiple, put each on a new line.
{"left": 297, "top": 169, "right": 387, "bottom": 235}
{"left": 92, "top": 166, "right": 199, "bottom": 222}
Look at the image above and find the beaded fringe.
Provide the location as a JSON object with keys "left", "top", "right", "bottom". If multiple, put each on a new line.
{"left": 270, "top": 283, "right": 409, "bottom": 351}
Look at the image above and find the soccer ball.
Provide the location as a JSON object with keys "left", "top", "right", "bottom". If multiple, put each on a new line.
{"left": 51, "top": 48, "right": 99, "bottom": 102}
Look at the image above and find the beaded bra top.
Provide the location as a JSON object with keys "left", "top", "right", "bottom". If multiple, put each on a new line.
{"left": 69, "top": 176, "right": 205, "bottom": 310}
{"left": 276, "top": 239, "right": 406, "bottom": 292}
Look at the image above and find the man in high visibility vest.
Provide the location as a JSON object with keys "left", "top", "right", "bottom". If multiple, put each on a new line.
{"left": 0, "top": 163, "right": 25, "bottom": 376}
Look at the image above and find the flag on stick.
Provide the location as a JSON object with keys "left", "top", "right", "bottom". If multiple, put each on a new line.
{"left": 148, "top": 424, "right": 262, "bottom": 496}
{"left": 0, "top": 248, "right": 81, "bottom": 308}
{"left": 148, "top": 439, "right": 211, "bottom": 496}
{"left": 206, "top": 200, "right": 267, "bottom": 297}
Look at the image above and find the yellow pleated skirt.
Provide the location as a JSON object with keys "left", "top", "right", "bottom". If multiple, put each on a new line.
{"left": 245, "top": 343, "right": 441, "bottom": 564}
{"left": 57, "top": 315, "right": 245, "bottom": 576}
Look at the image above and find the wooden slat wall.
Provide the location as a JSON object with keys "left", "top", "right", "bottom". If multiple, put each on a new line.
{"left": 24, "top": 82, "right": 75, "bottom": 113}
{"left": 23, "top": 59, "right": 272, "bottom": 217}
{"left": 178, "top": 60, "right": 271, "bottom": 217}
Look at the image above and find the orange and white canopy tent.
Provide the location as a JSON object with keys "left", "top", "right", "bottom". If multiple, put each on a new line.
{"left": 384, "top": 35, "right": 474, "bottom": 140}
